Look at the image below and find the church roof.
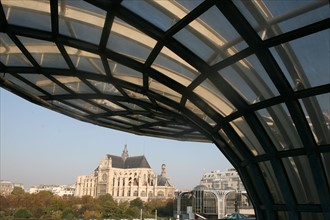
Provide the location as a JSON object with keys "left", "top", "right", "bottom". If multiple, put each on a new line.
{"left": 106, "top": 154, "right": 151, "bottom": 169}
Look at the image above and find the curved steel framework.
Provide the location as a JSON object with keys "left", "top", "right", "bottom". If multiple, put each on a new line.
{"left": 0, "top": 1, "right": 329, "bottom": 219}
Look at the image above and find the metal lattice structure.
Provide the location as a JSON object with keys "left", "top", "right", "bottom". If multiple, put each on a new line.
{"left": 1, "top": 1, "right": 329, "bottom": 219}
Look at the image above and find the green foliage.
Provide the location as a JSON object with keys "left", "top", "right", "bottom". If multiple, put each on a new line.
{"left": 130, "top": 197, "right": 144, "bottom": 209}
{"left": 62, "top": 208, "right": 74, "bottom": 219}
{"left": 1, "top": 192, "right": 174, "bottom": 219}
{"left": 14, "top": 208, "right": 32, "bottom": 218}
{"left": 11, "top": 187, "right": 25, "bottom": 196}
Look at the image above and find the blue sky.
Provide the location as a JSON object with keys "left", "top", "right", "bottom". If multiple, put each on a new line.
{"left": 0, "top": 88, "right": 232, "bottom": 190}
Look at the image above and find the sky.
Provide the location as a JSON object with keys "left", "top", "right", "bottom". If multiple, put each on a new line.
{"left": 0, "top": 88, "right": 232, "bottom": 190}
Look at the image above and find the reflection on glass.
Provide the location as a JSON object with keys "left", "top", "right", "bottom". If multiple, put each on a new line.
{"left": 54, "top": 76, "right": 93, "bottom": 94}
{"left": 230, "top": 117, "right": 265, "bottom": 156}
{"left": 3, "top": 0, "right": 51, "bottom": 31}
{"left": 299, "top": 94, "right": 330, "bottom": 145}
{"left": 58, "top": 0, "right": 105, "bottom": 44}
{"left": 218, "top": 129, "right": 243, "bottom": 161}
{"left": 17, "top": 36, "right": 68, "bottom": 68}
{"left": 218, "top": 54, "right": 279, "bottom": 104}
{"left": 258, "top": 161, "right": 284, "bottom": 204}
{"left": 185, "top": 99, "right": 216, "bottom": 127}
{"left": 282, "top": 156, "right": 319, "bottom": 204}
{"left": 107, "top": 18, "right": 156, "bottom": 63}
{"left": 64, "top": 46, "right": 105, "bottom": 74}
{"left": 271, "top": 30, "right": 330, "bottom": 91}
{"left": 193, "top": 78, "right": 236, "bottom": 117}
{"left": 22, "top": 74, "right": 69, "bottom": 95}
{"left": 152, "top": 46, "right": 199, "bottom": 86}
{"left": 0, "top": 34, "right": 32, "bottom": 67}
{"left": 256, "top": 103, "right": 303, "bottom": 151}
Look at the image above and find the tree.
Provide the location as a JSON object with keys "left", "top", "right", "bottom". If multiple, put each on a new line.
{"left": 14, "top": 208, "right": 32, "bottom": 218}
{"left": 62, "top": 208, "right": 74, "bottom": 219}
{"left": 130, "top": 198, "right": 143, "bottom": 209}
{"left": 11, "top": 187, "right": 25, "bottom": 196}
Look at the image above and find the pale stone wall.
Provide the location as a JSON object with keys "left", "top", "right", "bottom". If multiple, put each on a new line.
{"left": 75, "top": 153, "right": 175, "bottom": 202}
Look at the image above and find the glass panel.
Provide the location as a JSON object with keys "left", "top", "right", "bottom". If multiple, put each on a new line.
{"left": 121, "top": 1, "right": 174, "bottom": 31}
{"left": 282, "top": 156, "right": 320, "bottom": 204}
{"left": 299, "top": 94, "right": 330, "bottom": 145}
{"left": 276, "top": 211, "right": 289, "bottom": 220}
{"left": 118, "top": 102, "right": 144, "bottom": 111}
{"left": 321, "top": 152, "right": 330, "bottom": 189}
{"left": 58, "top": 0, "right": 106, "bottom": 44}
{"left": 110, "top": 61, "right": 143, "bottom": 86}
{"left": 264, "top": 1, "right": 329, "bottom": 33}
{"left": 185, "top": 99, "right": 216, "bottom": 127}
{"left": 91, "top": 99, "right": 124, "bottom": 111}
{"left": 257, "top": 104, "right": 304, "bottom": 151}
{"left": 87, "top": 80, "right": 121, "bottom": 95}
{"left": 110, "top": 116, "right": 143, "bottom": 126}
{"left": 66, "top": 99, "right": 106, "bottom": 114}
{"left": 258, "top": 161, "right": 284, "bottom": 204}
{"left": 218, "top": 129, "right": 244, "bottom": 161}
{"left": 193, "top": 78, "right": 236, "bottom": 117}
{"left": 0, "top": 33, "right": 32, "bottom": 67}
{"left": 152, "top": 46, "right": 200, "bottom": 86}
{"left": 149, "top": 79, "right": 182, "bottom": 103}
{"left": 271, "top": 30, "right": 329, "bottom": 90}
{"left": 52, "top": 100, "right": 87, "bottom": 116}
{"left": 54, "top": 76, "right": 93, "bottom": 94}
{"left": 21, "top": 74, "right": 69, "bottom": 95}
{"left": 2, "top": 73, "right": 44, "bottom": 96}
{"left": 218, "top": 55, "right": 279, "bottom": 104}
{"left": 233, "top": 1, "right": 329, "bottom": 39}
{"left": 64, "top": 46, "right": 105, "bottom": 74}
{"left": 129, "top": 114, "right": 158, "bottom": 123}
{"left": 3, "top": 0, "right": 51, "bottom": 31}
{"left": 230, "top": 117, "right": 265, "bottom": 156}
{"left": 107, "top": 18, "right": 156, "bottom": 63}
{"left": 174, "top": 6, "right": 247, "bottom": 64}
{"left": 97, "top": 118, "right": 131, "bottom": 128}
{"left": 123, "top": 89, "right": 151, "bottom": 103}
{"left": 300, "top": 212, "right": 324, "bottom": 220}
{"left": 17, "top": 36, "right": 68, "bottom": 69}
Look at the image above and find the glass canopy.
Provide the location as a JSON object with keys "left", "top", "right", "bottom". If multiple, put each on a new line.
{"left": 0, "top": 1, "right": 329, "bottom": 219}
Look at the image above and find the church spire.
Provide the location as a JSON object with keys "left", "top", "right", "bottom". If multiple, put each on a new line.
{"left": 121, "top": 144, "right": 129, "bottom": 161}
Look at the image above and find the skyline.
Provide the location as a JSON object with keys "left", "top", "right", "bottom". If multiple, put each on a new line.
{"left": 1, "top": 88, "right": 232, "bottom": 190}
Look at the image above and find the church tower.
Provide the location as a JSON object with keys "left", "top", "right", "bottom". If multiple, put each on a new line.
{"left": 121, "top": 144, "right": 129, "bottom": 161}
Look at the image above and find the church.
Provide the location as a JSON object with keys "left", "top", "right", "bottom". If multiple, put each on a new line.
{"left": 74, "top": 145, "right": 175, "bottom": 202}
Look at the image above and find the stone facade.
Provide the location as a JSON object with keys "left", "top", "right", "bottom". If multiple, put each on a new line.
{"left": 75, "top": 145, "right": 175, "bottom": 202}
{"left": 200, "top": 168, "right": 245, "bottom": 191}
{"left": 0, "top": 180, "right": 24, "bottom": 196}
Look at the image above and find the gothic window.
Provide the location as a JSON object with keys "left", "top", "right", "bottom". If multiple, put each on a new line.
{"left": 128, "top": 189, "right": 131, "bottom": 196}
{"left": 148, "top": 191, "right": 153, "bottom": 197}
{"left": 133, "top": 190, "right": 138, "bottom": 196}
{"left": 133, "top": 178, "right": 138, "bottom": 186}
{"left": 102, "top": 173, "right": 107, "bottom": 182}
{"left": 141, "top": 191, "right": 146, "bottom": 197}
{"left": 157, "top": 191, "right": 164, "bottom": 197}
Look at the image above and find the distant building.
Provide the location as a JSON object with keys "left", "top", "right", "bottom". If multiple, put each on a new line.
{"left": 200, "top": 168, "right": 245, "bottom": 191}
{"left": 0, "top": 180, "right": 24, "bottom": 196}
{"left": 29, "top": 184, "right": 75, "bottom": 196}
{"left": 176, "top": 169, "right": 254, "bottom": 219}
{"left": 75, "top": 145, "right": 175, "bottom": 202}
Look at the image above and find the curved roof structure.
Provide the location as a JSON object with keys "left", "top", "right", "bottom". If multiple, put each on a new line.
{"left": 0, "top": 1, "right": 329, "bottom": 219}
